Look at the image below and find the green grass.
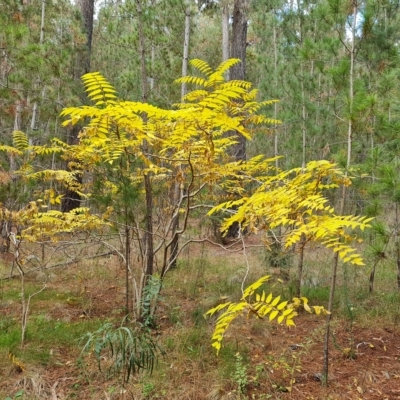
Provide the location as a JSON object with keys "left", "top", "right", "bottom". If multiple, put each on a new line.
{"left": 0, "top": 313, "right": 104, "bottom": 367}
{"left": 301, "top": 285, "right": 331, "bottom": 303}
{"left": 0, "top": 284, "right": 78, "bottom": 302}
{"left": 0, "top": 322, "right": 20, "bottom": 349}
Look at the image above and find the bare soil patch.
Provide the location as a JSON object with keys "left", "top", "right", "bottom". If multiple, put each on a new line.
{"left": 244, "top": 315, "right": 400, "bottom": 400}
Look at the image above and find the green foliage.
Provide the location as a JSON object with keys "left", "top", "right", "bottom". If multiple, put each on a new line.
{"left": 0, "top": 314, "right": 103, "bottom": 371}
{"left": 4, "top": 389, "right": 24, "bottom": 400}
{"left": 141, "top": 274, "right": 162, "bottom": 328}
{"left": 0, "top": 321, "right": 20, "bottom": 349}
{"left": 79, "top": 321, "right": 163, "bottom": 383}
{"left": 142, "top": 382, "right": 155, "bottom": 398}
{"left": 0, "top": 0, "right": 83, "bottom": 149}
{"left": 233, "top": 352, "right": 248, "bottom": 395}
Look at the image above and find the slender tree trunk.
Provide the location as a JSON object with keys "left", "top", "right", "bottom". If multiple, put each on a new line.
{"left": 396, "top": 203, "right": 400, "bottom": 290}
{"left": 323, "top": 1, "right": 357, "bottom": 385}
{"left": 62, "top": 0, "right": 94, "bottom": 212}
{"left": 169, "top": 3, "right": 191, "bottom": 269}
{"left": 29, "top": 0, "right": 45, "bottom": 145}
{"left": 61, "top": 126, "right": 82, "bottom": 212}
{"left": 136, "top": 0, "right": 153, "bottom": 282}
{"left": 222, "top": 2, "right": 230, "bottom": 79}
{"left": 78, "top": 0, "right": 94, "bottom": 75}
{"left": 296, "top": 234, "right": 306, "bottom": 297}
{"left": 346, "top": 7, "right": 355, "bottom": 175}
{"left": 9, "top": 101, "right": 22, "bottom": 174}
{"left": 229, "top": 0, "right": 248, "bottom": 162}
{"left": 223, "top": 0, "right": 249, "bottom": 240}
{"left": 181, "top": 2, "right": 191, "bottom": 100}
{"left": 301, "top": 63, "right": 306, "bottom": 169}
{"left": 273, "top": 24, "right": 279, "bottom": 169}
{"left": 150, "top": 34, "right": 155, "bottom": 91}
{"left": 168, "top": 181, "right": 180, "bottom": 269}
{"left": 125, "top": 214, "right": 131, "bottom": 315}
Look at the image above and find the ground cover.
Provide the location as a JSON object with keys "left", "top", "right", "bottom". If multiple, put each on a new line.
{"left": 1, "top": 236, "right": 400, "bottom": 399}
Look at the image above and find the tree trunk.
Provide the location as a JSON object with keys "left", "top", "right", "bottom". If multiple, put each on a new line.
{"left": 322, "top": 1, "right": 357, "bottom": 385}
{"left": 301, "top": 63, "right": 306, "bottom": 169}
{"left": 77, "top": 0, "right": 94, "bottom": 75}
{"left": 125, "top": 217, "right": 131, "bottom": 315}
{"left": 229, "top": 0, "right": 248, "bottom": 162}
{"left": 62, "top": 0, "right": 94, "bottom": 212}
{"left": 61, "top": 125, "right": 83, "bottom": 212}
{"left": 169, "top": 3, "right": 191, "bottom": 269}
{"left": 273, "top": 24, "right": 279, "bottom": 169}
{"left": 222, "top": 2, "right": 230, "bottom": 79}
{"left": 137, "top": 0, "right": 154, "bottom": 281}
{"left": 224, "top": 0, "right": 249, "bottom": 240}
{"left": 181, "top": 2, "right": 191, "bottom": 100}
{"left": 296, "top": 234, "right": 306, "bottom": 298}
{"left": 9, "top": 101, "right": 21, "bottom": 174}
{"left": 29, "top": 0, "right": 46, "bottom": 145}
{"left": 396, "top": 203, "right": 400, "bottom": 290}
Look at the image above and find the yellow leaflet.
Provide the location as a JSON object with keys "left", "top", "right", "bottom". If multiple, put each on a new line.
{"left": 271, "top": 295, "right": 281, "bottom": 307}
{"left": 304, "top": 303, "right": 312, "bottom": 313}
{"left": 269, "top": 310, "right": 279, "bottom": 321}
{"left": 277, "top": 301, "right": 288, "bottom": 311}
{"left": 286, "top": 319, "right": 296, "bottom": 327}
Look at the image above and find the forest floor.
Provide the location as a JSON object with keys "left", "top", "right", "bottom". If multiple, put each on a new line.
{"left": 1, "top": 235, "right": 400, "bottom": 399}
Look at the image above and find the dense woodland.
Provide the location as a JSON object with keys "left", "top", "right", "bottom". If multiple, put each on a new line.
{"left": 1, "top": 0, "right": 400, "bottom": 399}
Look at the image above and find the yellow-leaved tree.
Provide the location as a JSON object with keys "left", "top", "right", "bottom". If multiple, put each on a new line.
{"left": 1, "top": 59, "right": 281, "bottom": 321}
{"left": 56, "top": 60, "right": 282, "bottom": 320}
{"left": 205, "top": 159, "right": 372, "bottom": 354}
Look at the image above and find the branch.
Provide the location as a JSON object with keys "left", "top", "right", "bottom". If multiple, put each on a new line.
{"left": 1, "top": 251, "right": 117, "bottom": 281}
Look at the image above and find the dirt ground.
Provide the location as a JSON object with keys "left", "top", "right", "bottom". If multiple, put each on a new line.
{"left": 4, "top": 295, "right": 400, "bottom": 399}
{"left": 2, "top": 243, "right": 400, "bottom": 399}
{"left": 244, "top": 315, "right": 400, "bottom": 400}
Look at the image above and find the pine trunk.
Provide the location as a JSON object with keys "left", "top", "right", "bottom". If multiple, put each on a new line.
{"left": 323, "top": 1, "right": 357, "bottom": 385}
{"left": 229, "top": 0, "right": 248, "bottom": 162}
{"left": 62, "top": 0, "right": 94, "bottom": 212}
{"left": 137, "top": 0, "right": 154, "bottom": 282}
{"left": 222, "top": 3, "right": 230, "bottom": 79}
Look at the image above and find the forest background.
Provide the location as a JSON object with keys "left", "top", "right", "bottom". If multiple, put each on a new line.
{"left": 1, "top": 0, "right": 400, "bottom": 399}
